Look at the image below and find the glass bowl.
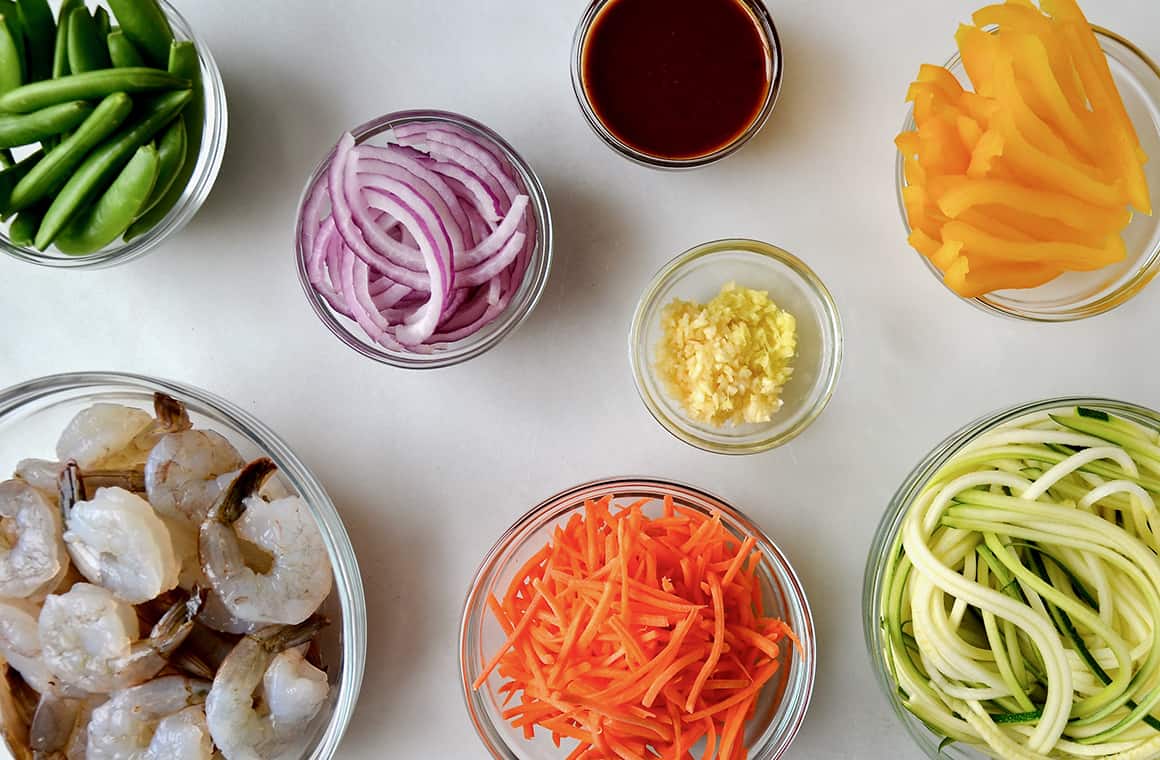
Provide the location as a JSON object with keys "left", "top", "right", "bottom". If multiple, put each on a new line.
{"left": 0, "top": 371, "right": 365, "bottom": 759}
{"left": 0, "top": 0, "right": 228, "bottom": 269}
{"left": 630, "top": 239, "right": 842, "bottom": 455}
{"left": 294, "top": 109, "right": 553, "bottom": 369}
{"left": 570, "top": 0, "right": 783, "bottom": 169}
{"left": 460, "top": 477, "right": 816, "bottom": 759}
{"left": 895, "top": 27, "right": 1160, "bottom": 321}
{"left": 862, "top": 396, "right": 1160, "bottom": 759}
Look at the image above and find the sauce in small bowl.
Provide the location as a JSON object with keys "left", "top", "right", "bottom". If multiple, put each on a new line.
{"left": 572, "top": 0, "right": 781, "bottom": 168}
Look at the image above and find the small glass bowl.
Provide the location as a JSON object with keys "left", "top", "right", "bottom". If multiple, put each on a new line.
{"left": 295, "top": 109, "right": 553, "bottom": 369}
{"left": 0, "top": 372, "right": 366, "bottom": 760}
{"left": 862, "top": 396, "right": 1160, "bottom": 759}
{"left": 570, "top": 0, "right": 783, "bottom": 169}
{"left": 0, "top": 0, "right": 228, "bottom": 269}
{"left": 630, "top": 239, "right": 842, "bottom": 455}
{"left": 896, "top": 27, "right": 1160, "bottom": 321}
{"left": 461, "top": 477, "right": 816, "bottom": 760}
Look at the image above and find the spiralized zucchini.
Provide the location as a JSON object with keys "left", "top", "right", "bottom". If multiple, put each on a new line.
{"left": 881, "top": 406, "right": 1160, "bottom": 759}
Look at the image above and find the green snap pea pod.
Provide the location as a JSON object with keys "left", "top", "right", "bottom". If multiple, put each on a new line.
{"left": 9, "top": 91, "right": 131, "bottom": 210}
{"left": 134, "top": 113, "right": 182, "bottom": 217}
{"left": 15, "top": 0, "right": 52, "bottom": 82}
{"left": 107, "top": 30, "right": 144, "bottom": 67}
{"left": 0, "top": 2, "right": 24, "bottom": 81}
{"left": 125, "top": 40, "right": 198, "bottom": 240}
{"left": 0, "top": 99, "right": 92, "bottom": 148}
{"left": 36, "top": 87, "right": 190, "bottom": 249}
{"left": 0, "top": 14, "right": 23, "bottom": 95}
{"left": 66, "top": 7, "right": 110, "bottom": 74}
{"left": 7, "top": 202, "right": 41, "bottom": 244}
{"left": 107, "top": 0, "right": 171, "bottom": 68}
{"left": 0, "top": 67, "right": 186, "bottom": 113}
{"left": 0, "top": 147, "right": 11, "bottom": 166}
{"left": 51, "top": 0, "right": 82, "bottom": 80}
{"left": 54, "top": 142, "right": 157, "bottom": 254}
{"left": 93, "top": 7, "right": 110, "bottom": 39}
{"left": 0, "top": 146, "right": 40, "bottom": 213}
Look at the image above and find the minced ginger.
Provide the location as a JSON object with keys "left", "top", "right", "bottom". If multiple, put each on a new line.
{"left": 656, "top": 282, "right": 797, "bottom": 426}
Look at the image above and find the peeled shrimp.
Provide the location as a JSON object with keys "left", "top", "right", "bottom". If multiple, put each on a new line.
{"left": 39, "top": 583, "right": 200, "bottom": 693}
{"left": 262, "top": 646, "right": 329, "bottom": 730}
{"left": 56, "top": 404, "right": 154, "bottom": 470}
{"left": 0, "top": 480, "right": 69, "bottom": 600}
{"left": 29, "top": 689, "right": 101, "bottom": 758}
{"left": 146, "top": 430, "right": 244, "bottom": 526}
{"left": 86, "top": 676, "right": 212, "bottom": 760}
{"left": 62, "top": 483, "right": 179, "bottom": 605}
{"left": 205, "top": 618, "right": 325, "bottom": 760}
{"left": 200, "top": 460, "right": 332, "bottom": 626}
{"left": 0, "top": 598, "right": 54, "bottom": 694}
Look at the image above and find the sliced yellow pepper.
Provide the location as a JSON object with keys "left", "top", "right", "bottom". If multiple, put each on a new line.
{"left": 942, "top": 219, "right": 1125, "bottom": 269}
{"left": 956, "top": 24, "right": 1001, "bottom": 96}
{"left": 931, "top": 239, "right": 964, "bottom": 271}
{"left": 967, "top": 130, "right": 1005, "bottom": 178}
{"left": 944, "top": 255, "right": 1062, "bottom": 297}
{"left": 1002, "top": 30, "right": 1097, "bottom": 160}
{"left": 908, "top": 228, "right": 943, "bottom": 259}
{"left": 960, "top": 92, "right": 999, "bottom": 126}
{"left": 918, "top": 115, "right": 972, "bottom": 176}
{"left": 916, "top": 64, "right": 965, "bottom": 102}
{"left": 993, "top": 49, "right": 1095, "bottom": 169}
{"left": 933, "top": 176, "right": 1130, "bottom": 233}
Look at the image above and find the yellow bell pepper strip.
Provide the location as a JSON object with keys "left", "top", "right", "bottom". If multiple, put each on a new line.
{"left": 934, "top": 177, "right": 1130, "bottom": 233}
{"left": 902, "top": 184, "right": 948, "bottom": 239}
{"left": 903, "top": 154, "right": 927, "bottom": 187}
{"left": 944, "top": 254, "right": 1062, "bottom": 297}
{"left": 895, "top": 130, "right": 921, "bottom": 158}
{"left": 941, "top": 219, "right": 1125, "bottom": 269}
{"left": 956, "top": 24, "right": 1001, "bottom": 96}
{"left": 916, "top": 63, "right": 964, "bottom": 101}
{"left": 991, "top": 108, "right": 1124, "bottom": 207}
{"left": 908, "top": 228, "right": 943, "bottom": 259}
{"left": 967, "top": 130, "right": 1005, "bottom": 178}
{"left": 931, "top": 239, "right": 963, "bottom": 271}
{"left": 957, "top": 114, "right": 983, "bottom": 150}
{"left": 959, "top": 92, "right": 999, "bottom": 126}
{"left": 981, "top": 203, "right": 1107, "bottom": 247}
{"left": 956, "top": 206, "right": 1036, "bottom": 241}
{"left": 993, "top": 49, "right": 1095, "bottom": 169}
{"left": 919, "top": 115, "right": 972, "bottom": 176}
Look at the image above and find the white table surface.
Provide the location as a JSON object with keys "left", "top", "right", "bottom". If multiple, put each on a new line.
{"left": 2, "top": 0, "right": 1159, "bottom": 757}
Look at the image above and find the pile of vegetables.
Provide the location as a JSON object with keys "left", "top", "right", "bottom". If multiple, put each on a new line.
{"left": 897, "top": 0, "right": 1150, "bottom": 298}
{"left": 300, "top": 121, "right": 536, "bottom": 351}
{"left": 879, "top": 405, "right": 1160, "bottom": 758}
{"left": 475, "top": 494, "right": 798, "bottom": 760}
{"left": 0, "top": 0, "right": 203, "bottom": 254}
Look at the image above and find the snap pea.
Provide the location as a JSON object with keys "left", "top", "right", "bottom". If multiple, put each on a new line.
{"left": 51, "top": 0, "right": 82, "bottom": 80}
{"left": 106, "top": 30, "right": 144, "bottom": 68}
{"left": 36, "top": 87, "right": 190, "bottom": 248}
{"left": 0, "top": 147, "right": 11, "bottom": 167}
{"left": 0, "top": 99, "right": 92, "bottom": 148}
{"left": 0, "top": 146, "right": 40, "bottom": 212}
{"left": 66, "top": 7, "right": 110, "bottom": 74}
{"left": 15, "top": 0, "right": 52, "bottom": 82}
{"left": 0, "top": 2, "right": 23, "bottom": 82}
{"left": 108, "top": 0, "right": 171, "bottom": 68}
{"left": 124, "top": 40, "right": 198, "bottom": 240}
{"left": 93, "top": 7, "right": 110, "bottom": 39}
{"left": 0, "top": 67, "right": 186, "bottom": 112}
{"left": 55, "top": 141, "right": 157, "bottom": 254}
{"left": 135, "top": 112, "right": 182, "bottom": 216}
{"left": 9, "top": 91, "right": 131, "bottom": 210}
{"left": 0, "top": 14, "right": 23, "bottom": 95}
{"left": 7, "top": 202, "right": 40, "bottom": 244}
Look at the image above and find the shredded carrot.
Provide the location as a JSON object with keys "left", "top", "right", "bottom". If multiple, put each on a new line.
{"left": 475, "top": 495, "right": 796, "bottom": 759}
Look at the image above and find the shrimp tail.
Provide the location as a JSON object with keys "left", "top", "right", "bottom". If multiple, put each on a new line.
{"left": 28, "top": 692, "right": 82, "bottom": 754}
{"left": 153, "top": 392, "right": 192, "bottom": 434}
{"left": 254, "top": 615, "right": 330, "bottom": 654}
{"left": 207, "top": 458, "right": 277, "bottom": 525}
{"left": 58, "top": 462, "right": 145, "bottom": 519}
{"left": 151, "top": 587, "right": 207, "bottom": 659}
{"left": 0, "top": 668, "right": 35, "bottom": 760}
{"left": 57, "top": 461, "right": 83, "bottom": 522}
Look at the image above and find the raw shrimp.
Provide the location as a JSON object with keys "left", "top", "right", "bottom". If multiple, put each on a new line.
{"left": 29, "top": 690, "right": 100, "bottom": 758}
{"left": 86, "top": 676, "right": 212, "bottom": 760}
{"left": 61, "top": 476, "right": 179, "bottom": 605}
{"left": 205, "top": 618, "right": 325, "bottom": 760}
{"left": 56, "top": 394, "right": 192, "bottom": 471}
{"left": 39, "top": 583, "right": 201, "bottom": 693}
{"left": 262, "top": 646, "right": 329, "bottom": 730}
{"left": 200, "top": 460, "right": 333, "bottom": 626}
{"left": 0, "top": 479, "right": 69, "bottom": 599}
{"left": 146, "top": 430, "right": 244, "bottom": 526}
{"left": 0, "top": 598, "right": 54, "bottom": 694}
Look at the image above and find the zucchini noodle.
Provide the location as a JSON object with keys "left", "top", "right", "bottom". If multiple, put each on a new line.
{"left": 881, "top": 406, "right": 1160, "bottom": 759}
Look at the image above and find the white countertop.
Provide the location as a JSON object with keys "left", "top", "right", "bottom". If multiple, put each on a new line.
{"left": 3, "top": 0, "right": 1159, "bottom": 757}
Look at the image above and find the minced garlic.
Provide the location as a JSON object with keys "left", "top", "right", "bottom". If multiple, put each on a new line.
{"left": 656, "top": 282, "right": 797, "bottom": 427}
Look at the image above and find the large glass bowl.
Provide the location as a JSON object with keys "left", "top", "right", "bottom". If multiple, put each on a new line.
{"left": 0, "top": 1, "right": 228, "bottom": 269}
{"left": 461, "top": 477, "right": 816, "bottom": 759}
{"left": 294, "top": 109, "right": 553, "bottom": 370}
{"left": 0, "top": 372, "right": 365, "bottom": 759}
{"left": 896, "top": 28, "right": 1160, "bottom": 321}
{"left": 862, "top": 397, "right": 1160, "bottom": 758}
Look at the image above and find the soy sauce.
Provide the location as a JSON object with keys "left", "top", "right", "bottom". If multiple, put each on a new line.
{"left": 582, "top": 0, "right": 772, "bottom": 161}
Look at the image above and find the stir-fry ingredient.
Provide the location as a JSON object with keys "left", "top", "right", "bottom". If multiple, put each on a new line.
{"left": 880, "top": 405, "right": 1160, "bottom": 758}
{"left": 897, "top": 0, "right": 1149, "bottom": 298}
{"left": 300, "top": 120, "right": 536, "bottom": 351}
{"left": 0, "top": 0, "right": 205, "bottom": 254}
{"left": 475, "top": 494, "right": 797, "bottom": 760}
{"left": 657, "top": 282, "right": 797, "bottom": 427}
{"left": 0, "top": 392, "right": 334, "bottom": 759}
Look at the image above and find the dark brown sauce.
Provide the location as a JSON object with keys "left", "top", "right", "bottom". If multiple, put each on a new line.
{"left": 582, "top": 0, "right": 772, "bottom": 161}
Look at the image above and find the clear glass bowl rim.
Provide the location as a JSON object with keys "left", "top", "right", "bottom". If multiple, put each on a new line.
{"left": 861, "top": 396, "right": 1160, "bottom": 758}
{"left": 459, "top": 476, "right": 817, "bottom": 760}
{"left": 294, "top": 108, "right": 554, "bottom": 370}
{"left": 569, "top": 0, "right": 783, "bottom": 169}
{"left": 628, "top": 238, "right": 843, "bottom": 455}
{"left": 0, "top": 0, "right": 229, "bottom": 269}
{"left": 894, "top": 26, "right": 1160, "bottom": 322}
{"left": 0, "top": 371, "right": 367, "bottom": 760}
